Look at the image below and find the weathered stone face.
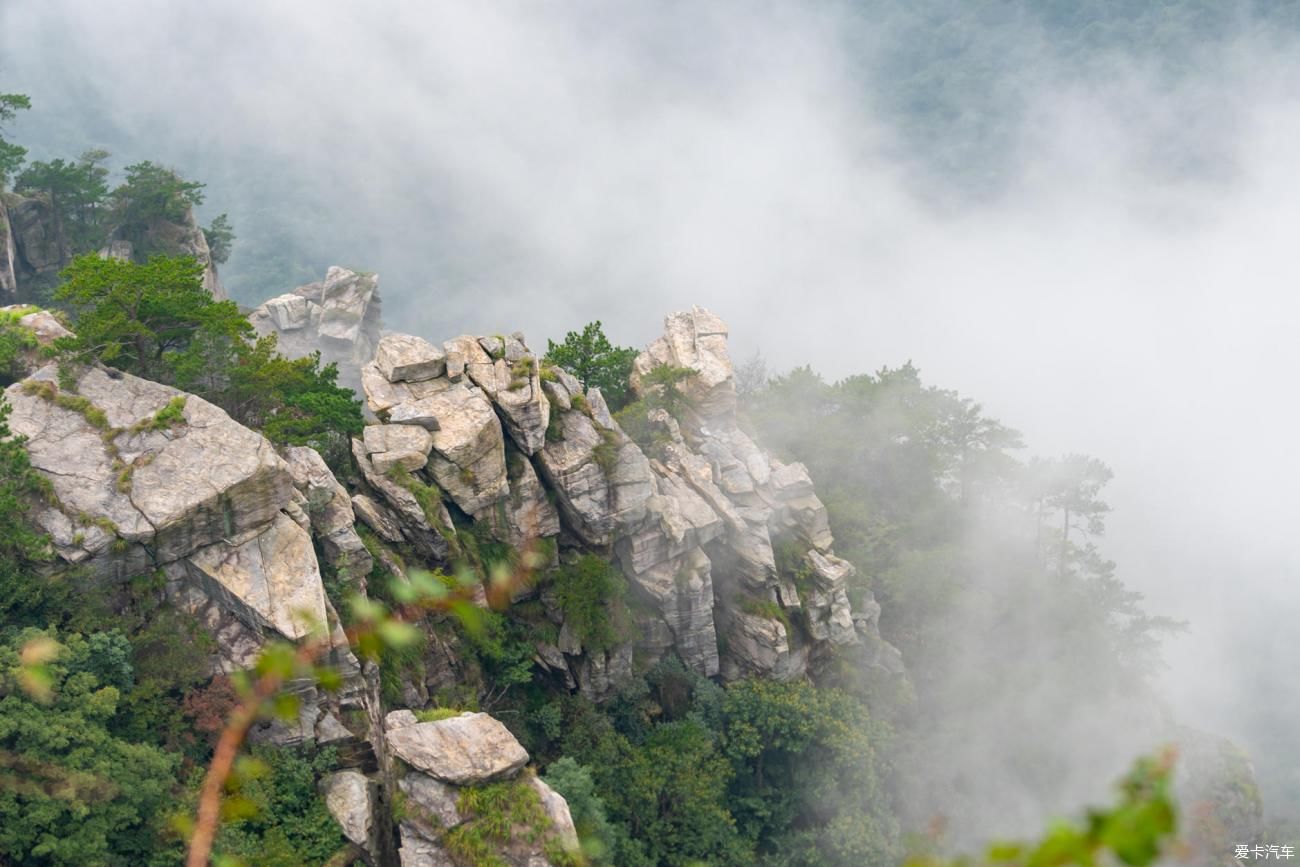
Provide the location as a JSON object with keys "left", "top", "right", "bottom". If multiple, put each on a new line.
{"left": 283, "top": 445, "right": 373, "bottom": 579}
{"left": 480, "top": 447, "right": 560, "bottom": 546}
{"left": 362, "top": 423, "right": 435, "bottom": 474}
{"left": 631, "top": 306, "right": 736, "bottom": 421}
{"left": 185, "top": 511, "right": 330, "bottom": 641}
{"left": 464, "top": 354, "right": 551, "bottom": 456}
{"left": 416, "top": 385, "right": 509, "bottom": 515}
{"left": 536, "top": 408, "right": 652, "bottom": 547}
{"left": 361, "top": 362, "right": 451, "bottom": 416}
{"left": 5, "top": 364, "right": 292, "bottom": 568}
{"left": 351, "top": 440, "right": 449, "bottom": 561}
{"left": 9, "top": 195, "right": 69, "bottom": 278}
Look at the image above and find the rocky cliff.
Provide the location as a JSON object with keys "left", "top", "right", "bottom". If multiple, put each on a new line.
{"left": 0, "top": 191, "right": 225, "bottom": 304}
{"left": 2, "top": 295, "right": 900, "bottom": 865}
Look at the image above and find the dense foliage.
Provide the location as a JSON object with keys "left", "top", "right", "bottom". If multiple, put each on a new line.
{"left": 0, "top": 627, "right": 178, "bottom": 864}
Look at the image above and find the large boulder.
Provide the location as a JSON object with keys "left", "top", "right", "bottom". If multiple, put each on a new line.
{"left": 631, "top": 306, "right": 736, "bottom": 422}
{"left": 415, "top": 385, "right": 509, "bottom": 515}
{"left": 360, "top": 361, "right": 451, "bottom": 416}
{"left": 376, "top": 333, "right": 446, "bottom": 383}
{"left": 318, "top": 266, "right": 380, "bottom": 346}
{"left": 481, "top": 447, "right": 560, "bottom": 546}
{"left": 385, "top": 712, "right": 529, "bottom": 785}
{"left": 5, "top": 364, "right": 292, "bottom": 571}
{"left": 362, "top": 423, "right": 435, "bottom": 474}
{"left": 352, "top": 440, "right": 449, "bottom": 561}
{"left": 531, "top": 777, "right": 580, "bottom": 854}
{"left": 719, "top": 607, "right": 807, "bottom": 682}
{"left": 321, "top": 770, "right": 373, "bottom": 848}
{"left": 462, "top": 341, "right": 550, "bottom": 455}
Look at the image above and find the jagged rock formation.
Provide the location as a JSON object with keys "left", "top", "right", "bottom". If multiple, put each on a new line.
{"left": 357, "top": 307, "right": 901, "bottom": 694}
{"left": 3, "top": 304, "right": 893, "bottom": 863}
{"left": 249, "top": 266, "right": 382, "bottom": 395}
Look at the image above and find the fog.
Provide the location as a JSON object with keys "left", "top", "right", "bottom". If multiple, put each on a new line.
{"left": 4, "top": 0, "right": 1298, "bottom": 839}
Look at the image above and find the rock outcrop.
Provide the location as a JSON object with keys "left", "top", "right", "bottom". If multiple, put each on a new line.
{"left": 4, "top": 302, "right": 890, "bottom": 866}
{"left": 2, "top": 194, "right": 67, "bottom": 295}
{"left": 249, "top": 266, "right": 383, "bottom": 394}
{"left": 7, "top": 364, "right": 292, "bottom": 574}
{"left": 2, "top": 324, "right": 367, "bottom": 745}
{"left": 355, "top": 308, "right": 900, "bottom": 691}
{"left": 615, "top": 306, "right": 898, "bottom": 682}
{"left": 283, "top": 445, "right": 374, "bottom": 581}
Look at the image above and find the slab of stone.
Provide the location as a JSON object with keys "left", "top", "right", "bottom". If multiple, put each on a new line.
{"left": 386, "top": 712, "right": 529, "bottom": 784}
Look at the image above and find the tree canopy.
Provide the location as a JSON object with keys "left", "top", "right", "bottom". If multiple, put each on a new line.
{"left": 545, "top": 321, "right": 639, "bottom": 410}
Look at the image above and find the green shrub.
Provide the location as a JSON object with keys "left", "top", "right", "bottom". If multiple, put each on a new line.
{"left": 0, "top": 308, "right": 37, "bottom": 386}
{"left": 445, "top": 776, "right": 579, "bottom": 867}
{"left": 551, "top": 555, "right": 632, "bottom": 655}
{"left": 134, "top": 395, "right": 187, "bottom": 432}
{"left": 739, "top": 596, "right": 791, "bottom": 629}
{"left": 544, "top": 321, "right": 639, "bottom": 411}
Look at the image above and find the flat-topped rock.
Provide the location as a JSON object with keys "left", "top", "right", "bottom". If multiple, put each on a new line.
{"left": 385, "top": 712, "right": 529, "bottom": 785}
{"left": 376, "top": 333, "right": 446, "bottom": 383}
